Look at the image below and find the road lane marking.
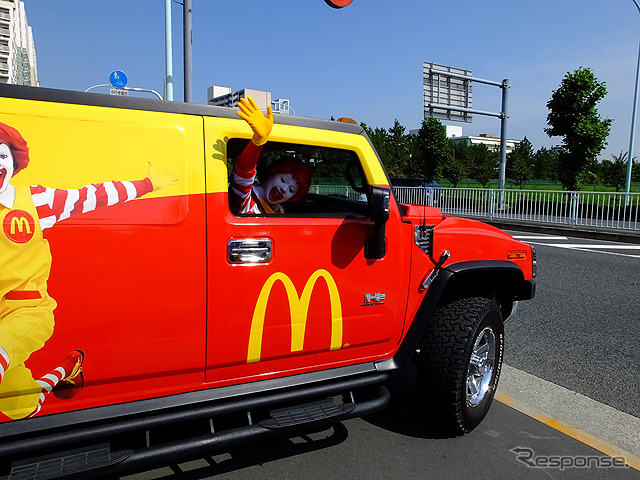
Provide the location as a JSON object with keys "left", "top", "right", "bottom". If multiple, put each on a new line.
{"left": 539, "top": 244, "right": 640, "bottom": 249}
{"left": 497, "top": 364, "right": 640, "bottom": 471}
{"left": 526, "top": 241, "right": 640, "bottom": 258}
{"left": 513, "top": 235, "right": 568, "bottom": 241}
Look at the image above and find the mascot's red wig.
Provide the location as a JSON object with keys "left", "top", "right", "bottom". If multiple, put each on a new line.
{"left": 0, "top": 122, "right": 29, "bottom": 175}
{"left": 264, "top": 157, "right": 312, "bottom": 202}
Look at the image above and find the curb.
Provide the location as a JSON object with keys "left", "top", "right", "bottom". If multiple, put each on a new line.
{"left": 496, "top": 364, "right": 640, "bottom": 471}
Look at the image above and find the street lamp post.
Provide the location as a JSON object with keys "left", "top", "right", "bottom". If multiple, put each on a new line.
{"left": 164, "top": 0, "right": 174, "bottom": 101}
{"left": 183, "top": 0, "right": 193, "bottom": 103}
{"left": 626, "top": 0, "right": 640, "bottom": 195}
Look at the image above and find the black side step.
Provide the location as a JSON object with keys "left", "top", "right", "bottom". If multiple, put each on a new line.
{"left": 1, "top": 373, "right": 390, "bottom": 480}
{"left": 260, "top": 399, "right": 356, "bottom": 429}
{"left": 7, "top": 444, "right": 130, "bottom": 480}
{"left": 111, "top": 385, "right": 390, "bottom": 477}
{"left": 0, "top": 373, "right": 388, "bottom": 463}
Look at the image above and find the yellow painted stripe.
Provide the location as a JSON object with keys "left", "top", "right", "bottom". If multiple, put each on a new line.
{"left": 496, "top": 393, "right": 640, "bottom": 471}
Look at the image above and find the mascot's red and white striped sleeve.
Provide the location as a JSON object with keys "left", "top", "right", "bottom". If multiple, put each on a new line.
{"left": 30, "top": 179, "right": 153, "bottom": 231}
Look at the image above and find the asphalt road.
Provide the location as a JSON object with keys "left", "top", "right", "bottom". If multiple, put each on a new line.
{"left": 117, "top": 229, "right": 640, "bottom": 480}
{"left": 118, "top": 365, "right": 638, "bottom": 480}
{"left": 503, "top": 230, "right": 640, "bottom": 418}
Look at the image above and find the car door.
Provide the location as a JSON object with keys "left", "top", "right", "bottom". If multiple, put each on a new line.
{"left": 204, "top": 118, "right": 411, "bottom": 385}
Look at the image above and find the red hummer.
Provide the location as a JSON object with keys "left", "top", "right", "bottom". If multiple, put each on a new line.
{"left": 0, "top": 84, "right": 535, "bottom": 479}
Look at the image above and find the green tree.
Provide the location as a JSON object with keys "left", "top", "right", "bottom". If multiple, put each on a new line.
{"left": 387, "top": 120, "right": 411, "bottom": 177}
{"left": 362, "top": 121, "right": 411, "bottom": 177}
{"left": 443, "top": 141, "right": 472, "bottom": 187}
{"left": 545, "top": 67, "right": 612, "bottom": 190}
{"left": 412, "top": 117, "right": 450, "bottom": 180}
{"left": 600, "top": 151, "right": 631, "bottom": 192}
{"left": 362, "top": 122, "right": 392, "bottom": 174}
{"left": 470, "top": 143, "right": 499, "bottom": 187}
{"left": 507, "top": 137, "right": 534, "bottom": 188}
{"left": 532, "top": 147, "right": 559, "bottom": 181}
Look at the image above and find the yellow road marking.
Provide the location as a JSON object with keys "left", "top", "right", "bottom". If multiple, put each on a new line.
{"left": 496, "top": 393, "right": 640, "bottom": 471}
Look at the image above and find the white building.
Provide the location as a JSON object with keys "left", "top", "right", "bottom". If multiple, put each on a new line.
{"left": 410, "top": 125, "right": 521, "bottom": 154}
{"left": 207, "top": 86, "right": 294, "bottom": 115}
{"left": 447, "top": 130, "right": 520, "bottom": 154}
{"left": 271, "top": 98, "right": 293, "bottom": 115}
{"left": 208, "top": 86, "right": 271, "bottom": 111}
{"left": 0, "top": 0, "right": 37, "bottom": 86}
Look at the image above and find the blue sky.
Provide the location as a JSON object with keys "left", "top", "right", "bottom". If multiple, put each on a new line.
{"left": 24, "top": 0, "right": 640, "bottom": 161}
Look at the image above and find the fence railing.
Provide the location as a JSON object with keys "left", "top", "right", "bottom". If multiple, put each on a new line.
{"left": 392, "top": 186, "right": 640, "bottom": 232}
{"left": 309, "top": 184, "right": 364, "bottom": 201}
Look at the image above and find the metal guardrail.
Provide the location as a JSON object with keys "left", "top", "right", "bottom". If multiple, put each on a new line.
{"left": 310, "top": 184, "right": 363, "bottom": 201}
{"left": 310, "top": 185, "right": 640, "bottom": 231}
{"left": 392, "top": 186, "right": 640, "bottom": 231}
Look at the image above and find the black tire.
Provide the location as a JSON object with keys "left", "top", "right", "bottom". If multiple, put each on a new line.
{"left": 415, "top": 297, "right": 504, "bottom": 435}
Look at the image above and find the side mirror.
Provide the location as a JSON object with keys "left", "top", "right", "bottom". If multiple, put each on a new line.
{"left": 369, "top": 186, "right": 391, "bottom": 223}
{"left": 365, "top": 186, "right": 391, "bottom": 260}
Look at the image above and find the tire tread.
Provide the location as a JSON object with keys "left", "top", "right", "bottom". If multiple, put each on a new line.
{"left": 416, "top": 297, "right": 503, "bottom": 434}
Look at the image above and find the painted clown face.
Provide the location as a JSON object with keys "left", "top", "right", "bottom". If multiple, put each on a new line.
{"left": 0, "top": 143, "right": 14, "bottom": 194}
{"left": 262, "top": 172, "right": 300, "bottom": 205}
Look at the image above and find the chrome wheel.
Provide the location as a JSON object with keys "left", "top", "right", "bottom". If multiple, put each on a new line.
{"left": 466, "top": 326, "right": 497, "bottom": 407}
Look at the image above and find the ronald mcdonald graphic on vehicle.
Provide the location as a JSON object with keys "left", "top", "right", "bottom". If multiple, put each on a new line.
{"left": 0, "top": 121, "right": 178, "bottom": 420}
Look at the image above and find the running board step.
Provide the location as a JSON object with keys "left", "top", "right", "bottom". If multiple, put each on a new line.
{"left": 260, "top": 399, "right": 355, "bottom": 429}
{"left": 7, "top": 444, "right": 130, "bottom": 480}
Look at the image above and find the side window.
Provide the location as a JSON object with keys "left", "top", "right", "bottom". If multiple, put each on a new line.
{"left": 227, "top": 139, "right": 370, "bottom": 217}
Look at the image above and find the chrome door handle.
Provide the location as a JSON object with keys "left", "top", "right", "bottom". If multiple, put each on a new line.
{"left": 228, "top": 238, "right": 273, "bottom": 264}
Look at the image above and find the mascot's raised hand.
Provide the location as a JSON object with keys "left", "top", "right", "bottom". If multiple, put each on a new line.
{"left": 237, "top": 97, "right": 273, "bottom": 146}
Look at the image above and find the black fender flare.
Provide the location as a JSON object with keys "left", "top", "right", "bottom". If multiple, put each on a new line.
{"left": 376, "top": 260, "right": 535, "bottom": 372}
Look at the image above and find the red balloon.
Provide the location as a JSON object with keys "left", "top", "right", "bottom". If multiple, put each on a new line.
{"left": 324, "top": 0, "right": 354, "bottom": 8}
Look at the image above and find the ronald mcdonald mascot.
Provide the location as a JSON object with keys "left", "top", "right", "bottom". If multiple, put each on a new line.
{"left": 0, "top": 121, "right": 177, "bottom": 420}
{"left": 229, "top": 97, "right": 311, "bottom": 214}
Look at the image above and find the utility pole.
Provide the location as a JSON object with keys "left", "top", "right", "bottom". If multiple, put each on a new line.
{"left": 173, "top": 1, "right": 353, "bottom": 104}
{"left": 498, "top": 79, "right": 510, "bottom": 192}
{"left": 164, "top": 0, "right": 174, "bottom": 101}
{"left": 626, "top": 0, "right": 640, "bottom": 196}
{"left": 183, "top": 0, "right": 193, "bottom": 103}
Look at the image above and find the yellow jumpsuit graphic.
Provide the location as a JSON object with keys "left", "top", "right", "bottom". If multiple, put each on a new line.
{"left": 0, "top": 120, "right": 177, "bottom": 421}
{"left": 0, "top": 186, "right": 55, "bottom": 419}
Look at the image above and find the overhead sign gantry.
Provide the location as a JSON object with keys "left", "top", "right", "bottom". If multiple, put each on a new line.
{"left": 423, "top": 61, "right": 510, "bottom": 193}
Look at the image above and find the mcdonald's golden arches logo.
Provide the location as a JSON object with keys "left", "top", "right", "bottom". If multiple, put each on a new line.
{"left": 3, "top": 210, "right": 35, "bottom": 244}
{"left": 247, "top": 269, "right": 343, "bottom": 363}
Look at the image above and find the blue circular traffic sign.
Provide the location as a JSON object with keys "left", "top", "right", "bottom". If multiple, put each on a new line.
{"left": 109, "top": 70, "right": 128, "bottom": 89}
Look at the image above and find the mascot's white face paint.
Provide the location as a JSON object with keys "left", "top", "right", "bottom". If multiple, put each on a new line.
{"left": 0, "top": 143, "right": 15, "bottom": 194}
{"left": 262, "top": 172, "right": 299, "bottom": 205}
